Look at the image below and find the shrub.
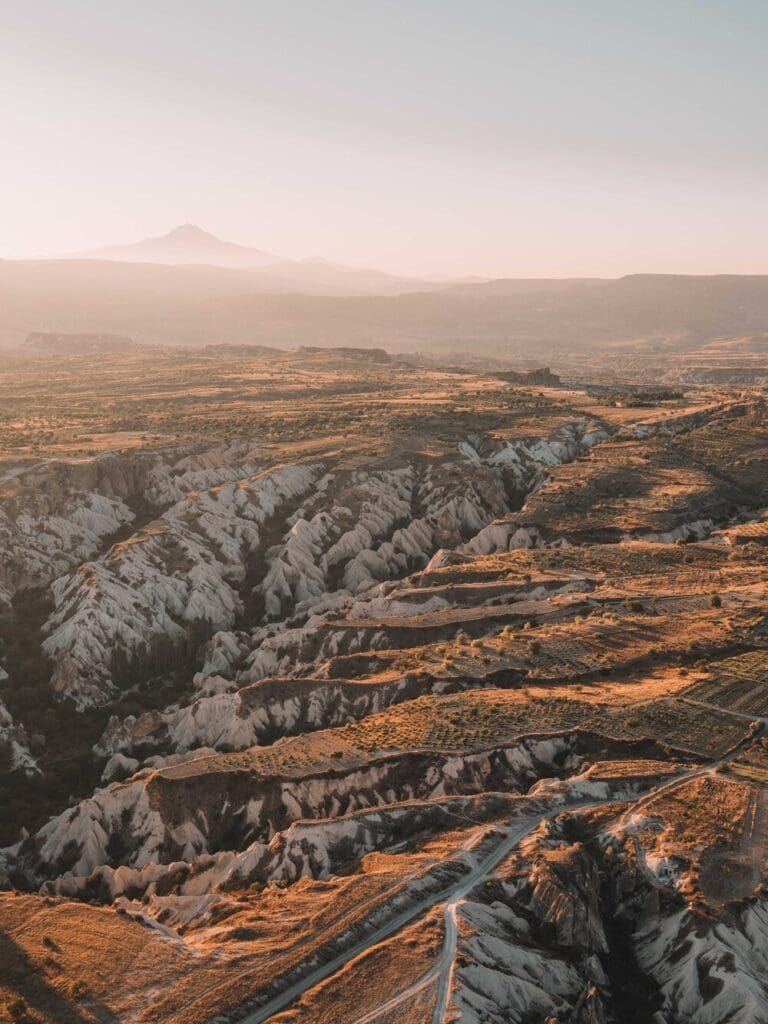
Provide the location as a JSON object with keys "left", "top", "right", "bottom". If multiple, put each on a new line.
{"left": 69, "top": 979, "right": 89, "bottom": 999}
{"left": 7, "top": 998, "right": 27, "bottom": 1021}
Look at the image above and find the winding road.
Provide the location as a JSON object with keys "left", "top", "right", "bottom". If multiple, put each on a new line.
{"left": 238, "top": 796, "right": 651, "bottom": 1024}
{"left": 227, "top": 721, "right": 766, "bottom": 1024}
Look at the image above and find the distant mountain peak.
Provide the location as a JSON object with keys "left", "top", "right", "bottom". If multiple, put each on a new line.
{"left": 63, "top": 226, "right": 445, "bottom": 293}
{"left": 80, "top": 225, "right": 277, "bottom": 268}
{"left": 166, "top": 223, "right": 218, "bottom": 239}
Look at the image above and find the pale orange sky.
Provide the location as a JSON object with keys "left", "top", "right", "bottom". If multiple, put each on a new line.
{"left": 1, "top": 1, "right": 767, "bottom": 278}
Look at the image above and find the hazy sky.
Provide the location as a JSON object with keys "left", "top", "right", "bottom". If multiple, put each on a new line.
{"left": 2, "top": 0, "right": 767, "bottom": 276}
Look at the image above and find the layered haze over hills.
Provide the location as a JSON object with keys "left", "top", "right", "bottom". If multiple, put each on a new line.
{"left": 4, "top": 233, "right": 768, "bottom": 375}
{"left": 59, "top": 223, "right": 446, "bottom": 299}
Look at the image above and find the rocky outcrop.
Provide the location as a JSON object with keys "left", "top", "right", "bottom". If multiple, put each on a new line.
{"left": 496, "top": 366, "right": 562, "bottom": 387}
{"left": 94, "top": 673, "right": 430, "bottom": 760}
{"left": 443, "top": 813, "right": 613, "bottom": 1023}
{"left": 1, "top": 419, "right": 614, "bottom": 715}
{"left": 13, "top": 735, "right": 577, "bottom": 885}
{"left": 41, "top": 462, "right": 322, "bottom": 707}
{"left": 0, "top": 700, "right": 36, "bottom": 773}
{"left": 528, "top": 847, "right": 608, "bottom": 953}
{"left": 601, "top": 815, "right": 768, "bottom": 1024}
{"left": 0, "top": 438, "right": 266, "bottom": 613}
{"left": 45, "top": 791, "right": 522, "bottom": 901}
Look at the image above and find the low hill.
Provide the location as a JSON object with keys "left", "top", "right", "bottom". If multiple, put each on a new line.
{"left": 24, "top": 331, "right": 139, "bottom": 354}
{"left": 4, "top": 261, "right": 768, "bottom": 365}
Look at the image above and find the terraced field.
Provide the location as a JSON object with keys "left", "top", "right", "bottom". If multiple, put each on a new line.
{"left": 685, "top": 652, "right": 768, "bottom": 716}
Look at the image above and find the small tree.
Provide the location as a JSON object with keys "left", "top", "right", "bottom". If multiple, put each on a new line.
{"left": 7, "top": 997, "right": 28, "bottom": 1021}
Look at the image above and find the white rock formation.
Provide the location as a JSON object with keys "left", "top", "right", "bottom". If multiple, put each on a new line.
{"left": 0, "top": 701, "right": 37, "bottom": 773}
{"left": 0, "top": 440, "right": 266, "bottom": 612}
{"left": 42, "top": 461, "right": 323, "bottom": 708}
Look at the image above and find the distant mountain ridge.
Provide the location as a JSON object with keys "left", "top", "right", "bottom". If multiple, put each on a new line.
{"left": 5, "top": 257, "right": 768, "bottom": 363}
{"left": 71, "top": 224, "right": 443, "bottom": 296}
{"left": 81, "top": 224, "right": 277, "bottom": 269}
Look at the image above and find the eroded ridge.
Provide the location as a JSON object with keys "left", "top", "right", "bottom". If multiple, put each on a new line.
{"left": 1, "top": 351, "right": 767, "bottom": 1024}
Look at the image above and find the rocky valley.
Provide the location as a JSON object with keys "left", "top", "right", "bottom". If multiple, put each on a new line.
{"left": 0, "top": 345, "right": 767, "bottom": 1024}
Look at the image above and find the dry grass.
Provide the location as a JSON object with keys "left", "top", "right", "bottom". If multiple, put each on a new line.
{"left": 0, "top": 893, "right": 196, "bottom": 1024}
{"left": 635, "top": 772, "right": 768, "bottom": 905}
{"left": 726, "top": 738, "right": 768, "bottom": 785}
{"left": 684, "top": 652, "right": 768, "bottom": 717}
{"left": 639, "top": 775, "right": 751, "bottom": 855}
{"left": 158, "top": 672, "right": 749, "bottom": 791}
{"left": 0, "top": 346, "right": 586, "bottom": 464}
{"left": 266, "top": 913, "right": 443, "bottom": 1024}
{"left": 585, "top": 759, "right": 686, "bottom": 780}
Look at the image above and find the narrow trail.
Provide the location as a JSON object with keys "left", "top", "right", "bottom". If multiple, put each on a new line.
{"left": 432, "top": 903, "right": 460, "bottom": 1024}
